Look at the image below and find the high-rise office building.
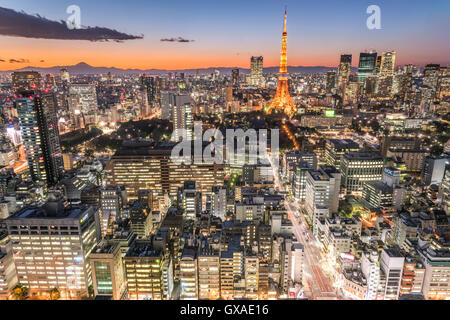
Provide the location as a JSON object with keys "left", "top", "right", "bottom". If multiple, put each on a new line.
{"left": 248, "top": 56, "right": 264, "bottom": 87}
{"left": 417, "top": 245, "right": 450, "bottom": 300}
{"left": 5, "top": 193, "right": 98, "bottom": 299}
{"left": 421, "top": 156, "right": 449, "bottom": 186}
{"left": 0, "top": 236, "right": 17, "bottom": 300}
{"left": 340, "top": 152, "right": 384, "bottom": 195}
{"left": 280, "top": 239, "right": 304, "bottom": 293}
{"left": 337, "top": 54, "right": 352, "bottom": 88}
{"left": 139, "top": 75, "right": 159, "bottom": 106}
{"left": 283, "top": 150, "right": 317, "bottom": 182}
{"left": 379, "top": 51, "right": 397, "bottom": 77}
{"left": 325, "top": 139, "right": 360, "bottom": 171}
{"left": 304, "top": 166, "right": 341, "bottom": 221}
{"left": 244, "top": 253, "right": 259, "bottom": 299}
{"left": 343, "top": 81, "right": 360, "bottom": 105}
{"left": 100, "top": 186, "right": 125, "bottom": 221}
{"left": 326, "top": 71, "right": 337, "bottom": 92}
{"left": 160, "top": 90, "right": 175, "bottom": 120}
{"left": 105, "top": 141, "right": 224, "bottom": 208}
{"left": 292, "top": 165, "right": 309, "bottom": 202}
{"left": 129, "top": 201, "right": 152, "bottom": 239}
{"left": 358, "top": 52, "right": 378, "bottom": 85}
{"left": 220, "top": 239, "right": 243, "bottom": 299}
{"left": 380, "top": 247, "right": 405, "bottom": 300}
{"left": 89, "top": 241, "right": 126, "bottom": 300}
{"left": 423, "top": 64, "right": 441, "bottom": 91}
{"left": 160, "top": 91, "right": 191, "bottom": 121}
{"left": 283, "top": 150, "right": 318, "bottom": 171}
{"left": 362, "top": 181, "right": 394, "bottom": 209}
{"left": 361, "top": 251, "right": 382, "bottom": 300}
{"left": 179, "top": 181, "right": 202, "bottom": 221}
{"left": 197, "top": 244, "right": 220, "bottom": 300}
{"left": 231, "top": 69, "right": 240, "bottom": 86}
{"left": 15, "top": 91, "right": 63, "bottom": 187}
{"left": 180, "top": 246, "right": 198, "bottom": 300}
{"left": 68, "top": 84, "right": 98, "bottom": 115}
{"left": 123, "top": 242, "right": 167, "bottom": 300}
{"left": 211, "top": 186, "right": 227, "bottom": 220}
{"left": 172, "top": 102, "right": 193, "bottom": 142}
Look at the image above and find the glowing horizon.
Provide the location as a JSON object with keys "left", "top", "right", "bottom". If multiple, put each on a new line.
{"left": 0, "top": 0, "right": 449, "bottom": 71}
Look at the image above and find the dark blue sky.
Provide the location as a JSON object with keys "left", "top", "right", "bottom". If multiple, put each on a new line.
{"left": 1, "top": 0, "right": 449, "bottom": 69}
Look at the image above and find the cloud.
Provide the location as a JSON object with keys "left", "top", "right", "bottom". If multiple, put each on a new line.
{"left": 160, "top": 37, "right": 194, "bottom": 43}
{"left": 0, "top": 59, "right": 5, "bottom": 62}
{"left": 9, "top": 58, "right": 30, "bottom": 63}
{"left": 0, "top": 7, "right": 143, "bottom": 42}
{"left": 40, "top": 60, "right": 45, "bottom": 63}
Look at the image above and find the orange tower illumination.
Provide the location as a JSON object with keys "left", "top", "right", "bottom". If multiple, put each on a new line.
{"left": 266, "top": 9, "right": 296, "bottom": 118}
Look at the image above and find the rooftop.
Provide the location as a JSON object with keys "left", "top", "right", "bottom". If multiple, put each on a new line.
{"left": 344, "top": 152, "right": 383, "bottom": 161}
{"left": 327, "top": 139, "right": 360, "bottom": 150}
{"left": 91, "top": 241, "right": 118, "bottom": 255}
{"left": 8, "top": 204, "right": 90, "bottom": 220}
{"left": 126, "top": 243, "right": 162, "bottom": 258}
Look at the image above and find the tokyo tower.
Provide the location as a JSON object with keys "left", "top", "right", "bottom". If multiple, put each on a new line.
{"left": 266, "top": 9, "right": 297, "bottom": 118}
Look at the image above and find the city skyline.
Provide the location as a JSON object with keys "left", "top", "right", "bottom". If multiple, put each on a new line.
{"left": 0, "top": 0, "right": 449, "bottom": 71}
{"left": 0, "top": 0, "right": 450, "bottom": 304}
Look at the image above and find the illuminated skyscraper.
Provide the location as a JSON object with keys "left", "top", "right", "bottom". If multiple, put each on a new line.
{"left": 172, "top": 102, "right": 193, "bottom": 142}
{"left": 15, "top": 91, "right": 63, "bottom": 187}
{"left": 179, "top": 181, "right": 202, "bottom": 221}
{"left": 139, "top": 75, "right": 159, "bottom": 106}
{"left": 380, "top": 51, "right": 397, "bottom": 77}
{"left": 337, "top": 54, "right": 352, "bottom": 88}
{"left": 232, "top": 68, "right": 240, "bottom": 86}
{"left": 341, "top": 152, "right": 384, "bottom": 195}
{"left": 358, "top": 52, "right": 378, "bottom": 85}
{"left": 161, "top": 91, "right": 191, "bottom": 121}
{"left": 325, "top": 71, "right": 337, "bottom": 92}
{"left": 248, "top": 56, "right": 264, "bottom": 86}
{"left": 423, "top": 64, "right": 441, "bottom": 91}
{"left": 266, "top": 9, "right": 296, "bottom": 118}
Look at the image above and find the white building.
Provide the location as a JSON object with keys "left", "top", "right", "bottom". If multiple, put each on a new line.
{"left": 305, "top": 166, "right": 341, "bottom": 220}
{"left": 380, "top": 247, "right": 405, "bottom": 300}
{"left": 212, "top": 186, "right": 227, "bottom": 220}
{"left": 361, "top": 251, "right": 382, "bottom": 300}
{"left": 5, "top": 194, "right": 98, "bottom": 299}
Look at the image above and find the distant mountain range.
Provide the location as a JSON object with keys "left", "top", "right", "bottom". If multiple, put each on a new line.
{"left": 1, "top": 62, "right": 358, "bottom": 75}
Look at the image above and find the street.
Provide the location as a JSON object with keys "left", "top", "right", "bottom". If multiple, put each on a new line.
{"left": 268, "top": 152, "right": 339, "bottom": 300}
